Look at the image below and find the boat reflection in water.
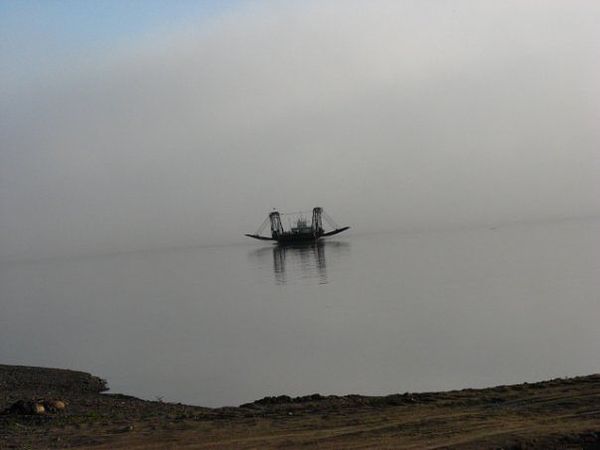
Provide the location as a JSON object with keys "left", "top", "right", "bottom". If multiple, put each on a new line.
{"left": 250, "top": 240, "right": 350, "bottom": 285}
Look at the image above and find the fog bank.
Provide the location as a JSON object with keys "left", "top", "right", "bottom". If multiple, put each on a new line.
{"left": 1, "top": 1, "right": 599, "bottom": 260}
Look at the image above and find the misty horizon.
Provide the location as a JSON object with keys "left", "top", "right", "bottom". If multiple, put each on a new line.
{"left": 2, "top": 1, "right": 599, "bottom": 261}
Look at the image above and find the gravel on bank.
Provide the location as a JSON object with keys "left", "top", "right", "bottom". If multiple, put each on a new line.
{"left": 1, "top": 364, "right": 600, "bottom": 449}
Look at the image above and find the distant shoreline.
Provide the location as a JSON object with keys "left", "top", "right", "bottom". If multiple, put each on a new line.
{"left": 2, "top": 364, "right": 600, "bottom": 449}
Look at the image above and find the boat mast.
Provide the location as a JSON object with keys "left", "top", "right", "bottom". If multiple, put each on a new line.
{"left": 269, "top": 211, "right": 284, "bottom": 239}
{"left": 312, "top": 207, "right": 324, "bottom": 237}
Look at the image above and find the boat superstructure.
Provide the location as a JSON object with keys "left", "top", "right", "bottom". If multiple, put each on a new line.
{"left": 245, "top": 207, "right": 349, "bottom": 244}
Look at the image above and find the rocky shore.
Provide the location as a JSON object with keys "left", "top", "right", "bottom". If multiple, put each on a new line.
{"left": 1, "top": 364, "right": 600, "bottom": 449}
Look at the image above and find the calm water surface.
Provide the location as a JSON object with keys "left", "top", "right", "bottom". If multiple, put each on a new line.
{"left": 1, "top": 219, "right": 599, "bottom": 406}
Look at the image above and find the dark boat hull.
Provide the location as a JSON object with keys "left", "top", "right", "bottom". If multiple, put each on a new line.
{"left": 246, "top": 226, "right": 350, "bottom": 244}
{"left": 275, "top": 233, "right": 321, "bottom": 244}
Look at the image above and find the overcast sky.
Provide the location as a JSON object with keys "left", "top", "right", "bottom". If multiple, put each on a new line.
{"left": 1, "top": 0, "right": 599, "bottom": 261}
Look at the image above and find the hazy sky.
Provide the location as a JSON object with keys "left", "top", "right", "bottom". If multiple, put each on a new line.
{"left": 1, "top": 0, "right": 599, "bottom": 260}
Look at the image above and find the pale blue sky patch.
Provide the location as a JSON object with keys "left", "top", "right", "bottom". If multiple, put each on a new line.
{"left": 0, "top": 0, "right": 241, "bottom": 91}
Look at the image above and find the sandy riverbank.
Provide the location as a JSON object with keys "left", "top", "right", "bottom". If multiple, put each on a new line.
{"left": 1, "top": 364, "right": 600, "bottom": 449}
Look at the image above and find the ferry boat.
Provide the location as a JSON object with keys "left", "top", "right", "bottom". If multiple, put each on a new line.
{"left": 245, "top": 207, "right": 349, "bottom": 244}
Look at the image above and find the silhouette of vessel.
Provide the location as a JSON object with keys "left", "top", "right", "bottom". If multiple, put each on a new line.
{"left": 245, "top": 207, "right": 349, "bottom": 244}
